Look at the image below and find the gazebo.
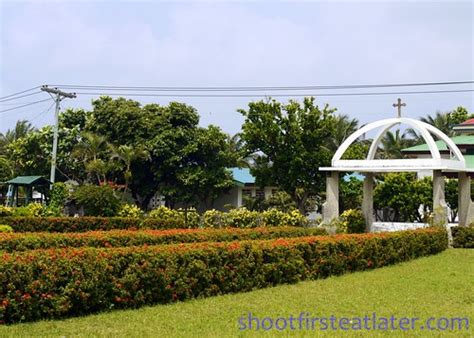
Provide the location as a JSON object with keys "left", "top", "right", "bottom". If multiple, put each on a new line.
{"left": 320, "top": 100, "right": 474, "bottom": 231}
{"left": 4, "top": 176, "right": 51, "bottom": 207}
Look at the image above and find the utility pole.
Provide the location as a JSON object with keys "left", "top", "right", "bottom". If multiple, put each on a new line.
{"left": 40, "top": 85, "right": 76, "bottom": 184}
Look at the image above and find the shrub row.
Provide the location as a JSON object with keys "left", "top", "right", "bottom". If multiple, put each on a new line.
{"left": 0, "top": 227, "right": 327, "bottom": 252}
{"left": 0, "top": 217, "right": 139, "bottom": 233}
{"left": 0, "top": 227, "right": 447, "bottom": 324}
{"left": 452, "top": 226, "right": 474, "bottom": 248}
{"left": 0, "top": 209, "right": 309, "bottom": 233}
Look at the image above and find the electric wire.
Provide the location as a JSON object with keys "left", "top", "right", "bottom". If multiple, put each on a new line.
{"left": 71, "top": 88, "right": 474, "bottom": 98}
{"left": 0, "top": 98, "right": 53, "bottom": 114}
{"left": 0, "top": 86, "right": 41, "bottom": 101}
{"left": 47, "top": 80, "right": 474, "bottom": 92}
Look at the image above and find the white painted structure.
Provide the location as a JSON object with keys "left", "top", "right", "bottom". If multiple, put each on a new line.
{"left": 320, "top": 115, "right": 474, "bottom": 231}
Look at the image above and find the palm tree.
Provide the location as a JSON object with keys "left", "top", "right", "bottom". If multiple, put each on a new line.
{"left": 0, "top": 120, "right": 35, "bottom": 154}
{"left": 407, "top": 112, "right": 452, "bottom": 143}
{"left": 327, "top": 114, "right": 359, "bottom": 152}
{"left": 110, "top": 144, "right": 149, "bottom": 199}
{"left": 227, "top": 133, "right": 255, "bottom": 168}
{"left": 72, "top": 132, "right": 110, "bottom": 184}
{"left": 380, "top": 129, "right": 414, "bottom": 159}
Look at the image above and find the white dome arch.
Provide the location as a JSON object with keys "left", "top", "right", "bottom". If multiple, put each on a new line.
{"left": 326, "top": 117, "right": 466, "bottom": 172}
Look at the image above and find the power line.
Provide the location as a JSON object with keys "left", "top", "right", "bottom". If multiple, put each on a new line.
{"left": 48, "top": 80, "right": 474, "bottom": 92}
{"left": 0, "top": 91, "right": 43, "bottom": 103}
{"left": 0, "top": 86, "right": 41, "bottom": 101}
{"left": 71, "top": 88, "right": 474, "bottom": 98}
{"left": 0, "top": 98, "right": 53, "bottom": 114}
{"left": 30, "top": 101, "right": 56, "bottom": 123}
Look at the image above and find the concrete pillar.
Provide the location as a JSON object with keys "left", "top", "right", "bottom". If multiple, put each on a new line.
{"left": 458, "top": 172, "right": 473, "bottom": 226}
{"left": 362, "top": 172, "right": 374, "bottom": 232}
{"left": 432, "top": 170, "right": 448, "bottom": 226}
{"left": 322, "top": 171, "right": 339, "bottom": 223}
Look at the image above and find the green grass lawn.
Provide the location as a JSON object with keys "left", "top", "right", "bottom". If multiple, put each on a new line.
{"left": 1, "top": 249, "right": 472, "bottom": 337}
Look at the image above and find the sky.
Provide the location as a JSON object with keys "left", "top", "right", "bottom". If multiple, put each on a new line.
{"left": 0, "top": 0, "right": 473, "bottom": 136}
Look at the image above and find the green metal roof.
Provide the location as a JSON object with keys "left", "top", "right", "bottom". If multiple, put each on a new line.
{"left": 6, "top": 176, "right": 51, "bottom": 185}
{"left": 464, "top": 155, "right": 474, "bottom": 169}
{"left": 229, "top": 168, "right": 255, "bottom": 186}
{"left": 402, "top": 135, "right": 474, "bottom": 152}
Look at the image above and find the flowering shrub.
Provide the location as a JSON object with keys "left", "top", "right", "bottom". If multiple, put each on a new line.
{"left": 0, "top": 225, "right": 13, "bottom": 233}
{"left": 452, "top": 226, "right": 473, "bottom": 248}
{"left": 117, "top": 204, "right": 143, "bottom": 218}
{"left": 337, "top": 209, "right": 366, "bottom": 234}
{"left": 0, "top": 227, "right": 327, "bottom": 252}
{"left": 0, "top": 206, "right": 309, "bottom": 232}
{"left": 201, "top": 209, "right": 227, "bottom": 228}
{"left": 0, "top": 228, "right": 447, "bottom": 323}
{"left": 226, "top": 207, "right": 262, "bottom": 228}
{"left": 0, "top": 206, "right": 13, "bottom": 217}
{"left": 12, "top": 203, "right": 44, "bottom": 217}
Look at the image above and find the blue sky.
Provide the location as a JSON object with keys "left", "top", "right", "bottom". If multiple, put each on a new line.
{"left": 0, "top": 0, "right": 473, "bottom": 135}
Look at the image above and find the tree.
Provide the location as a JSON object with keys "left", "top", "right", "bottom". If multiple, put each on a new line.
{"left": 408, "top": 107, "right": 473, "bottom": 142}
{"left": 227, "top": 133, "right": 254, "bottom": 168}
{"left": 326, "top": 114, "right": 359, "bottom": 152}
{"left": 0, "top": 120, "right": 35, "bottom": 154}
{"left": 380, "top": 129, "right": 413, "bottom": 159}
{"left": 72, "top": 132, "right": 111, "bottom": 184}
{"left": 374, "top": 173, "right": 432, "bottom": 222}
{"left": 239, "top": 97, "right": 336, "bottom": 212}
{"left": 110, "top": 144, "right": 149, "bottom": 200}
{"left": 340, "top": 176, "right": 363, "bottom": 211}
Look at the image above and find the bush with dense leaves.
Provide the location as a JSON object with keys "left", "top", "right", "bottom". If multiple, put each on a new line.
{"left": 117, "top": 204, "right": 143, "bottom": 218}
{"left": 0, "top": 227, "right": 447, "bottom": 324}
{"left": 0, "top": 217, "right": 139, "bottom": 233}
{"left": 452, "top": 226, "right": 474, "bottom": 248}
{"left": 0, "top": 225, "right": 13, "bottom": 233}
{"left": 0, "top": 226, "right": 327, "bottom": 252}
{"left": 72, "top": 185, "right": 121, "bottom": 217}
{"left": 338, "top": 209, "right": 366, "bottom": 234}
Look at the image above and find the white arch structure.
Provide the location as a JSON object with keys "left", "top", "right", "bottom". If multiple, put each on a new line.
{"left": 319, "top": 117, "right": 473, "bottom": 231}
{"left": 329, "top": 117, "right": 466, "bottom": 171}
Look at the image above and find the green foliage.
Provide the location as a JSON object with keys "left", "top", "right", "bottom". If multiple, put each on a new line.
{"left": 240, "top": 97, "right": 336, "bottom": 212}
{"left": 445, "top": 179, "right": 458, "bottom": 222}
{"left": 49, "top": 182, "right": 69, "bottom": 208}
{"left": 340, "top": 176, "right": 363, "bottom": 211}
{"left": 374, "top": 173, "right": 432, "bottom": 222}
{"left": 0, "top": 224, "right": 13, "bottom": 233}
{"left": 380, "top": 129, "right": 414, "bottom": 159}
{"left": 452, "top": 226, "right": 474, "bottom": 248}
{"left": 0, "top": 228, "right": 447, "bottom": 324}
{"left": 0, "top": 206, "right": 13, "bottom": 217}
{"left": 0, "top": 227, "right": 327, "bottom": 252}
{"left": 336, "top": 209, "right": 366, "bottom": 234}
{"left": 12, "top": 203, "right": 44, "bottom": 217}
{"left": 117, "top": 204, "right": 143, "bottom": 218}
{"left": 72, "top": 185, "right": 121, "bottom": 217}
{"left": 0, "top": 156, "right": 14, "bottom": 182}
{"left": 201, "top": 209, "right": 228, "bottom": 228}
{"left": 0, "top": 217, "right": 139, "bottom": 232}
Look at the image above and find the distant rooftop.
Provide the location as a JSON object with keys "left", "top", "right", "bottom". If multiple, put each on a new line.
{"left": 453, "top": 118, "right": 474, "bottom": 133}
{"left": 229, "top": 167, "right": 255, "bottom": 186}
{"left": 402, "top": 135, "right": 474, "bottom": 152}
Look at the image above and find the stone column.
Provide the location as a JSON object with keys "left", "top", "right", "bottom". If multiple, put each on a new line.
{"left": 432, "top": 170, "right": 448, "bottom": 226}
{"left": 458, "top": 172, "right": 473, "bottom": 226}
{"left": 322, "top": 171, "right": 339, "bottom": 224}
{"left": 362, "top": 172, "right": 374, "bottom": 232}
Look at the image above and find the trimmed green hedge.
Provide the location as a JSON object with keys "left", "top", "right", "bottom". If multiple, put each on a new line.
{"left": 0, "top": 217, "right": 139, "bottom": 233}
{"left": 0, "top": 227, "right": 327, "bottom": 252}
{"left": 452, "top": 226, "right": 474, "bottom": 248}
{"left": 0, "top": 213, "right": 308, "bottom": 233}
{"left": 0, "top": 228, "right": 447, "bottom": 324}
